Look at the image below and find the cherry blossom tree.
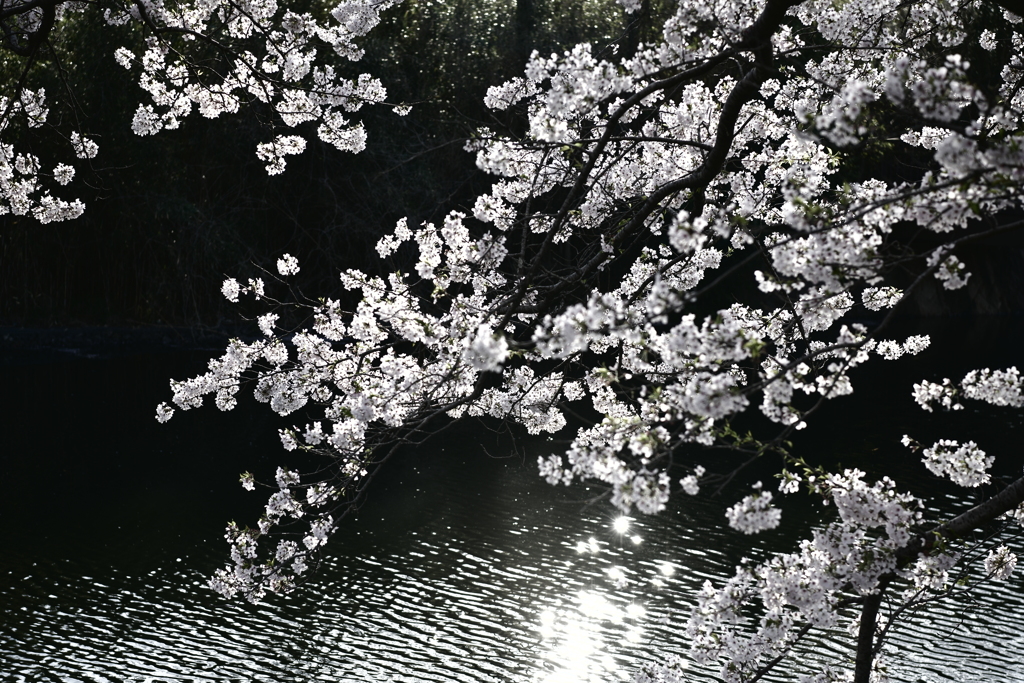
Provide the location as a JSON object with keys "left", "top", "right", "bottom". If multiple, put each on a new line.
{"left": 27, "top": 0, "right": 1013, "bottom": 679}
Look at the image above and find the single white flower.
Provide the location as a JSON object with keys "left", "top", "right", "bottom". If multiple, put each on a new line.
{"left": 155, "top": 402, "right": 174, "bottom": 423}
{"left": 277, "top": 253, "right": 300, "bottom": 276}
{"left": 53, "top": 164, "right": 75, "bottom": 185}
{"left": 985, "top": 546, "right": 1017, "bottom": 580}
{"left": 221, "top": 278, "right": 240, "bottom": 302}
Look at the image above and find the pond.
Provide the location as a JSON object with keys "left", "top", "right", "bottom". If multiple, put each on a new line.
{"left": 2, "top": 319, "right": 1024, "bottom": 682}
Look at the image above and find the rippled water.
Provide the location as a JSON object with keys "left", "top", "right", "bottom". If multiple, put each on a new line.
{"left": 3, "top": 320, "right": 1024, "bottom": 682}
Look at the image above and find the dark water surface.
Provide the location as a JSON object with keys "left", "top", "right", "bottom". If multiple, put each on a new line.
{"left": 3, "top": 320, "right": 1024, "bottom": 682}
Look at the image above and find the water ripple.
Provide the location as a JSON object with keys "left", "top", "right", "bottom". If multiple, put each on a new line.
{"left": 5, "top": 434, "right": 1024, "bottom": 683}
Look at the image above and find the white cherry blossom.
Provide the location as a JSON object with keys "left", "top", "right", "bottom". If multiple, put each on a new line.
{"left": 139, "top": 1, "right": 1024, "bottom": 681}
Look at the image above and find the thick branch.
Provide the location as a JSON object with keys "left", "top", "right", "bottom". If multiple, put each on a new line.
{"left": 853, "top": 577, "right": 891, "bottom": 683}
{"left": 0, "top": 0, "right": 48, "bottom": 21}
{"left": 0, "top": 0, "right": 56, "bottom": 56}
{"left": 492, "top": 0, "right": 808, "bottom": 327}
{"left": 898, "top": 475, "right": 1024, "bottom": 563}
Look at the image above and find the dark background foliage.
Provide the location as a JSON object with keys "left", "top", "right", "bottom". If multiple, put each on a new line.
{"left": 2, "top": 0, "right": 1022, "bottom": 327}
{"left": 0, "top": 0, "right": 670, "bottom": 326}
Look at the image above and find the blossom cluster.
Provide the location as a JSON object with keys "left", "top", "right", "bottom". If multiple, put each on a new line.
{"left": 0, "top": 90, "right": 88, "bottom": 222}
{"left": 111, "top": 0, "right": 397, "bottom": 166}
{"left": 985, "top": 545, "right": 1018, "bottom": 581}
{"left": 725, "top": 483, "right": 781, "bottom": 534}
{"left": 913, "top": 366, "right": 1024, "bottom": 413}
{"left": 918, "top": 439, "right": 992, "bottom": 488}
{"left": 686, "top": 469, "right": 923, "bottom": 683}
{"left": 3, "top": 0, "right": 402, "bottom": 219}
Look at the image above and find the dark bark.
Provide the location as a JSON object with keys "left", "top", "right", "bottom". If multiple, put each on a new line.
{"left": 853, "top": 476, "right": 1024, "bottom": 681}
{"left": 853, "top": 578, "right": 891, "bottom": 683}
{"left": 898, "top": 475, "right": 1024, "bottom": 563}
{"left": 495, "top": 0, "right": 807, "bottom": 328}
{"left": 0, "top": 0, "right": 57, "bottom": 56}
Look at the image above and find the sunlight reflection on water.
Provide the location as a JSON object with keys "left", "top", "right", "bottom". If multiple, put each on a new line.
{"left": 5, "top": 322, "right": 1024, "bottom": 682}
